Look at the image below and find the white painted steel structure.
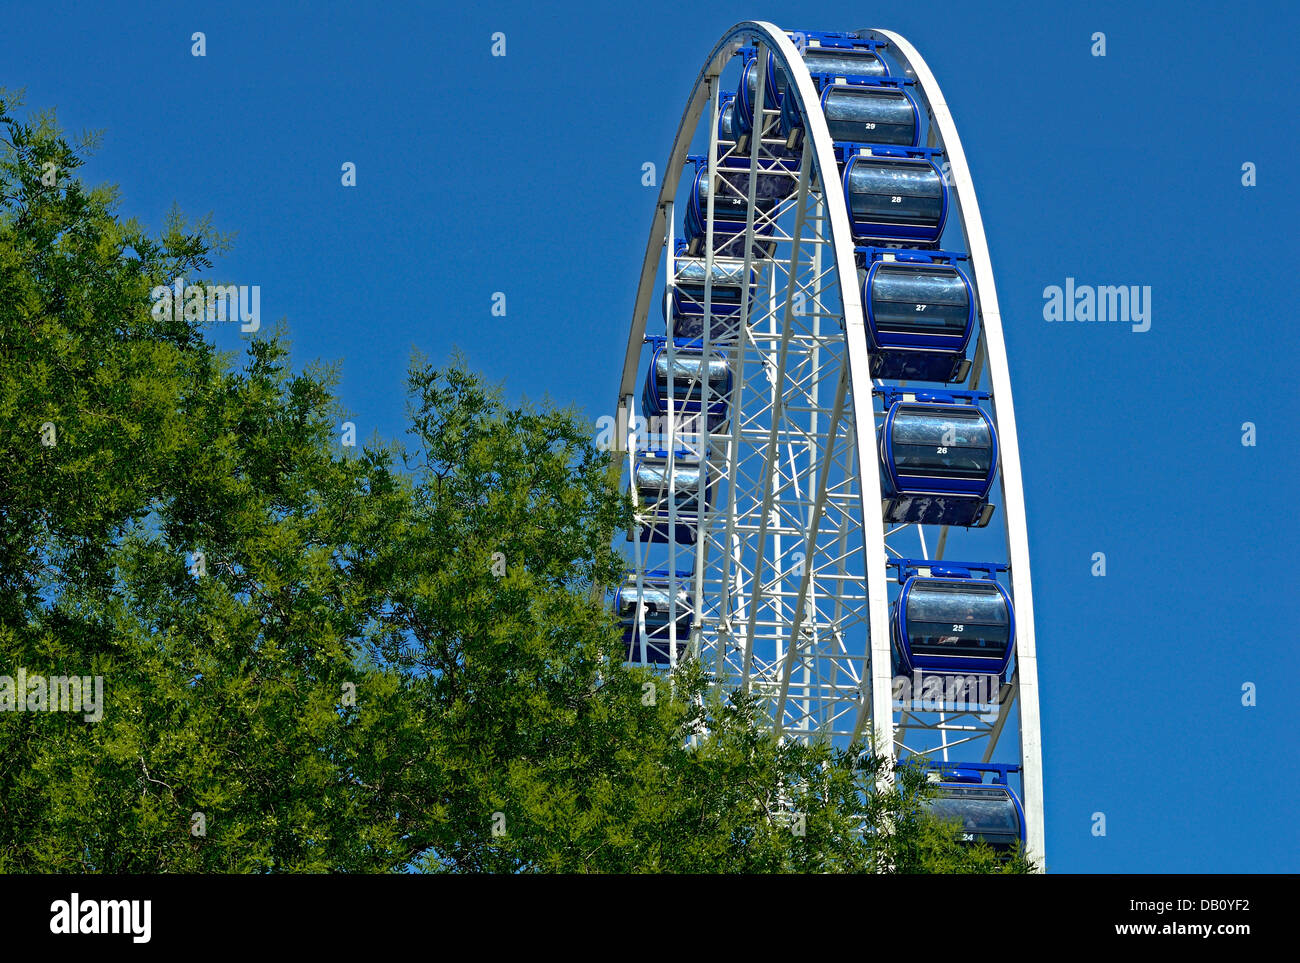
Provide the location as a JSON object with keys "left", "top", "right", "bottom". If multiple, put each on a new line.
{"left": 614, "top": 21, "right": 1044, "bottom": 866}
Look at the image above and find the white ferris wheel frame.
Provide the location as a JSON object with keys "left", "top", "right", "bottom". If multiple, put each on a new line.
{"left": 613, "top": 20, "right": 1045, "bottom": 867}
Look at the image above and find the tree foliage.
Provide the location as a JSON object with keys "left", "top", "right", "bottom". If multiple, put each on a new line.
{"left": 0, "top": 93, "right": 1033, "bottom": 874}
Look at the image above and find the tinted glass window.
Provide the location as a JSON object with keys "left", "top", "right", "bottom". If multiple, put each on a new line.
{"left": 909, "top": 580, "right": 1007, "bottom": 623}
{"left": 802, "top": 48, "right": 887, "bottom": 80}
{"left": 656, "top": 355, "right": 727, "bottom": 402}
{"left": 928, "top": 790, "right": 1020, "bottom": 839}
{"left": 824, "top": 88, "right": 914, "bottom": 145}
{"left": 871, "top": 266, "right": 969, "bottom": 336}
{"left": 847, "top": 161, "right": 942, "bottom": 227}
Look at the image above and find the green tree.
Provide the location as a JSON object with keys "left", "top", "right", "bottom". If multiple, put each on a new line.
{"left": 0, "top": 93, "right": 1033, "bottom": 874}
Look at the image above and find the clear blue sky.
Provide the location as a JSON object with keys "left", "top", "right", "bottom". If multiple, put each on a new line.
{"left": 5, "top": 0, "right": 1297, "bottom": 873}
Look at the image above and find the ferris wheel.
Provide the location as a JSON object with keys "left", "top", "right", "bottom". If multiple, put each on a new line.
{"left": 610, "top": 21, "right": 1045, "bottom": 866}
